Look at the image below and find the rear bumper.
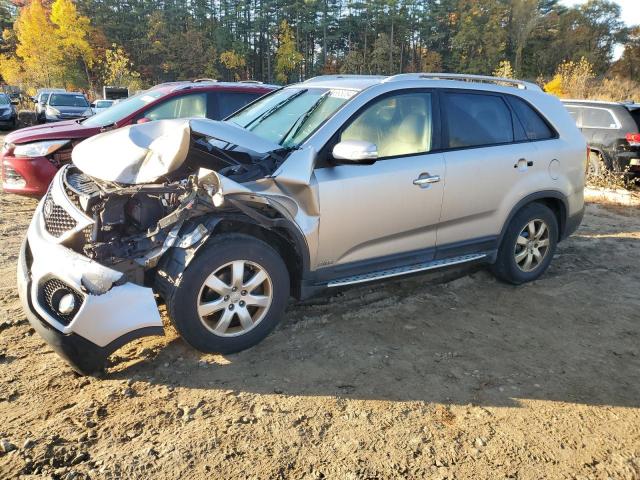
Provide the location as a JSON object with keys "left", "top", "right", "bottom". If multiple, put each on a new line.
{"left": 1, "top": 154, "right": 57, "bottom": 197}
{"left": 562, "top": 205, "right": 584, "bottom": 240}
{"left": 17, "top": 199, "right": 163, "bottom": 375}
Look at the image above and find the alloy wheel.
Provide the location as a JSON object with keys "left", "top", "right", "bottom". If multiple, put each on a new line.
{"left": 514, "top": 219, "right": 550, "bottom": 272}
{"left": 197, "top": 260, "right": 273, "bottom": 337}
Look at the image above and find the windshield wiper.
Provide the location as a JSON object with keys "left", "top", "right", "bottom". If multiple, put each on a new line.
{"left": 280, "top": 91, "right": 330, "bottom": 146}
{"left": 244, "top": 89, "right": 308, "bottom": 130}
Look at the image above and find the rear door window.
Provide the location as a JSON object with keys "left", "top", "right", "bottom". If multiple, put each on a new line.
{"left": 143, "top": 93, "right": 207, "bottom": 121}
{"left": 507, "top": 96, "right": 554, "bottom": 140}
{"left": 443, "top": 92, "right": 514, "bottom": 148}
{"left": 217, "top": 92, "right": 262, "bottom": 119}
{"left": 581, "top": 107, "right": 619, "bottom": 129}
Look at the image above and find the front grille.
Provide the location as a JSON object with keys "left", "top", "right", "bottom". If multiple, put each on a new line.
{"left": 63, "top": 184, "right": 84, "bottom": 211}
{"left": 40, "top": 278, "right": 84, "bottom": 325}
{"left": 42, "top": 191, "right": 77, "bottom": 237}
{"left": 63, "top": 168, "right": 101, "bottom": 215}
{"left": 65, "top": 170, "right": 100, "bottom": 196}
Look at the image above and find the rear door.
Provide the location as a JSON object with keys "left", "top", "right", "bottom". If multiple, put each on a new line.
{"left": 437, "top": 90, "right": 543, "bottom": 256}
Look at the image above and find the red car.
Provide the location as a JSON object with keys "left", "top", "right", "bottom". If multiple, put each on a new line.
{"left": 1, "top": 81, "right": 277, "bottom": 197}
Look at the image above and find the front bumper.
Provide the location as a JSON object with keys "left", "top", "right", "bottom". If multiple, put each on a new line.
{"left": 17, "top": 195, "right": 163, "bottom": 375}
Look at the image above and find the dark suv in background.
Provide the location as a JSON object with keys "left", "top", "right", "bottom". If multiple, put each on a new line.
{"left": 562, "top": 100, "right": 640, "bottom": 179}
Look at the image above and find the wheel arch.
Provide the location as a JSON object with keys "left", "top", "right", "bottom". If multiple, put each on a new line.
{"left": 156, "top": 208, "right": 309, "bottom": 301}
{"left": 498, "top": 191, "right": 569, "bottom": 248}
{"left": 210, "top": 217, "right": 307, "bottom": 298}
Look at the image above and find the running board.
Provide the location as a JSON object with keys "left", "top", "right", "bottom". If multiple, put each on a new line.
{"left": 326, "top": 253, "right": 487, "bottom": 287}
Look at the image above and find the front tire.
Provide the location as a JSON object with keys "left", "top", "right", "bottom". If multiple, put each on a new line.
{"left": 492, "top": 203, "right": 558, "bottom": 285}
{"left": 163, "top": 234, "right": 290, "bottom": 354}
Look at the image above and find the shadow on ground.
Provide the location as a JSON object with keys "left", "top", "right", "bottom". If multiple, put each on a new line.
{"left": 108, "top": 233, "right": 640, "bottom": 408}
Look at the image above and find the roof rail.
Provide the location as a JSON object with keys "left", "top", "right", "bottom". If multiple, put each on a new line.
{"left": 193, "top": 78, "right": 218, "bottom": 83}
{"left": 303, "top": 74, "right": 385, "bottom": 83}
{"left": 383, "top": 73, "right": 541, "bottom": 91}
{"left": 238, "top": 80, "right": 263, "bottom": 84}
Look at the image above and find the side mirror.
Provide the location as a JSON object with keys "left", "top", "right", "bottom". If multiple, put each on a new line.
{"left": 332, "top": 140, "right": 378, "bottom": 164}
{"left": 90, "top": 102, "right": 96, "bottom": 108}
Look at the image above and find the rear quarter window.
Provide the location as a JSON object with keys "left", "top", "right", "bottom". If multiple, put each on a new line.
{"left": 507, "top": 96, "right": 555, "bottom": 140}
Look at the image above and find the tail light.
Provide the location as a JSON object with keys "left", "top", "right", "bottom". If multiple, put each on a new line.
{"left": 625, "top": 133, "right": 640, "bottom": 147}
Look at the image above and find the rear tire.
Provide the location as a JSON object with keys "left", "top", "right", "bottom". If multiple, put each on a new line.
{"left": 163, "top": 234, "right": 290, "bottom": 354}
{"left": 491, "top": 203, "right": 558, "bottom": 285}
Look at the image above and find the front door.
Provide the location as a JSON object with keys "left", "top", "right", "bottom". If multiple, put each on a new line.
{"left": 314, "top": 91, "right": 445, "bottom": 270}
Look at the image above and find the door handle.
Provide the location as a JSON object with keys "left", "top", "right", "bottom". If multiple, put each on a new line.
{"left": 514, "top": 158, "right": 534, "bottom": 169}
{"left": 413, "top": 174, "right": 441, "bottom": 186}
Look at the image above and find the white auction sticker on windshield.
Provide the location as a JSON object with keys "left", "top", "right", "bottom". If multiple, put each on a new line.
{"left": 329, "top": 89, "right": 356, "bottom": 99}
{"left": 140, "top": 95, "right": 157, "bottom": 103}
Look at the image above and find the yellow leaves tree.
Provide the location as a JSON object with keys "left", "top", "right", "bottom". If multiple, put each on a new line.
{"left": 493, "top": 60, "right": 514, "bottom": 79}
{"left": 544, "top": 75, "right": 564, "bottom": 96}
{"left": 0, "top": 53, "right": 23, "bottom": 86}
{"left": 101, "top": 44, "right": 141, "bottom": 90}
{"left": 1, "top": 0, "right": 94, "bottom": 90}
{"left": 275, "top": 21, "right": 302, "bottom": 84}
{"left": 51, "top": 0, "right": 94, "bottom": 88}
{"left": 220, "top": 50, "right": 246, "bottom": 81}
{"left": 544, "top": 57, "right": 595, "bottom": 98}
{"left": 14, "top": 0, "right": 63, "bottom": 87}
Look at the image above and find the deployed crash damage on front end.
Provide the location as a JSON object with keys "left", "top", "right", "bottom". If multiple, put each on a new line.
{"left": 18, "top": 118, "right": 318, "bottom": 374}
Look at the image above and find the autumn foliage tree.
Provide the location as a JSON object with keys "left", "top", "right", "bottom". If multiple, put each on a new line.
{"left": 274, "top": 20, "right": 302, "bottom": 84}
{"left": 0, "top": 0, "right": 95, "bottom": 91}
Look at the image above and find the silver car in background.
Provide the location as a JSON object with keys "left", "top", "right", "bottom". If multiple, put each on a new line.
{"left": 18, "top": 73, "right": 586, "bottom": 374}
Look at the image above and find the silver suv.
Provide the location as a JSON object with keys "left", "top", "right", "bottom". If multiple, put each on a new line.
{"left": 17, "top": 74, "right": 586, "bottom": 374}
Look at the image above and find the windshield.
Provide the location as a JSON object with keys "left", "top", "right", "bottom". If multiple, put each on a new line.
{"left": 82, "top": 90, "right": 167, "bottom": 127}
{"left": 0, "top": 95, "right": 9, "bottom": 105}
{"left": 228, "top": 87, "right": 356, "bottom": 147}
{"left": 50, "top": 94, "right": 89, "bottom": 107}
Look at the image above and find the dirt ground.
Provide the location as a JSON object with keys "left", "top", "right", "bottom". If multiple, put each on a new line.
{"left": 0, "top": 145, "right": 639, "bottom": 479}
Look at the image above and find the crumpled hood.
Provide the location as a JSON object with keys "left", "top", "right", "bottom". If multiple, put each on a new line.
{"left": 72, "top": 118, "right": 281, "bottom": 185}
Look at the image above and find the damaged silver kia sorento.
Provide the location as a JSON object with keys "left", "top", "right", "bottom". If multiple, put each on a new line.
{"left": 17, "top": 74, "right": 586, "bottom": 374}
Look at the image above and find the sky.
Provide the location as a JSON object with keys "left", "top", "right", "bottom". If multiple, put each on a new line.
{"left": 560, "top": 0, "right": 640, "bottom": 59}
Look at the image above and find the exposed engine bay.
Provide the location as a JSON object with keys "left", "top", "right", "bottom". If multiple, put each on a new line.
{"left": 47, "top": 118, "right": 307, "bottom": 289}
